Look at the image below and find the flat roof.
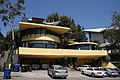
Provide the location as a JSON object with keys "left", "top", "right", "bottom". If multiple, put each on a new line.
{"left": 83, "top": 28, "right": 106, "bottom": 33}
{"left": 19, "top": 22, "right": 70, "bottom": 34}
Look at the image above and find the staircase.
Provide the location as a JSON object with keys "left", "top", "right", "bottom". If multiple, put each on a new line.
{"left": 0, "top": 43, "right": 17, "bottom": 70}
{"left": 0, "top": 49, "right": 11, "bottom": 70}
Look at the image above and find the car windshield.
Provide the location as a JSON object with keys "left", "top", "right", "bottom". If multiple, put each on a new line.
{"left": 82, "top": 65, "right": 90, "bottom": 67}
{"left": 94, "top": 68, "right": 102, "bottom": 70}
{"left": 103, "top": 68, "right": 107, "bottom": 71}
{"left": 55, "top": 66, "right": 66, "bottom": 70}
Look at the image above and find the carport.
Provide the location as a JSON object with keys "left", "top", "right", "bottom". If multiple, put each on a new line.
{"left": 19, "top": 47, "right": 107, "bottom": 66}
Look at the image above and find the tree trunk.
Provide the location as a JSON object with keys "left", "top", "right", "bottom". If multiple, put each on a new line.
{"left": 11, "top": 18, "right": 14, "bottom": 40}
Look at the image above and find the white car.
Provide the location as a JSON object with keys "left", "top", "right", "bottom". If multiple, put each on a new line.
{"left": 77, "top": 65, "right": 91, "bottom": 71}
{"left": 41, "top": 64, "right": 49, "bottom": 70}
{"left": 48, "top": 65, "right": 68, "bottom": 79}
{"left": 81, "top": 67, "right": 105, "bottom": 77}
{"left": 32, "top": 64, "right": 40, "bottom": 70}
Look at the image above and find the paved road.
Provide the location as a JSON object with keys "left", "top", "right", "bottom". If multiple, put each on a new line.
{"left": 0, "top": 70, "right": 120, "bottom": 80}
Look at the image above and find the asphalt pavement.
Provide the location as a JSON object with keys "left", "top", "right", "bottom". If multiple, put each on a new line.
{"left": 0, "top": 70, "right": 120, "bottom": 80}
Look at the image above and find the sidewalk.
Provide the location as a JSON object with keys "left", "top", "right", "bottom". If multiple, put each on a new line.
{"left": 0, "top": 71, "right": 23, "bottom": 80}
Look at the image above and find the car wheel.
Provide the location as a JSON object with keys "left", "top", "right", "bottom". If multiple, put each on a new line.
{"left": 91, "top": 73, "right": 95, "bottom": 77}
{"left": 81, "top": 71, "right": 84, "bottom": 75}
{"left": 102, "top": 75, "right": 105, "bottom": 78}
{"left": 47, "top": 71, "right": 49, "bottom": 75}
{"left": 62, "top": 77, "right": 66, "bottom": 79}
{"left": 35, "top": 67, "right": 37, "bottom": 70}
{"left": 51, "top": 74, "right": 54, "bottom": 78}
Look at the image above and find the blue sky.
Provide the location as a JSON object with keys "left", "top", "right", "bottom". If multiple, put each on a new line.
{"left": 0, "top": 0, "right": 120, "bottom": 36}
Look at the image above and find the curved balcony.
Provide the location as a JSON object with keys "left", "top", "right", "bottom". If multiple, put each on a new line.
{"left": 22, "top": 34, "right": 61, "bottom": 43}
{"left": 19, "top": 47, "right": 107, "bottom": 59}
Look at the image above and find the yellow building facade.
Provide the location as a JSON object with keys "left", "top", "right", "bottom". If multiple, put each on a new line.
{"left": 19, "top": 19, "right": 107, "bottom": 67}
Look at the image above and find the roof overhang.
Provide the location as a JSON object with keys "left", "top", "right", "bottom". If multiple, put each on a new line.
{"left": 19, "top": 47, "right": 107, "bottom": 59}
{"left": 83, "top": 28, "right": 106, "bottom": 33}
{"left": 19, "top": 22, "right": 70, "bottom": 34}
{"left": 68, "top": 42, "right": 98, "bottom": 46}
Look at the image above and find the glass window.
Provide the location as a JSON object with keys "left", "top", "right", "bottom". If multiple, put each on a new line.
{"left": 24, "top": 40, "right": 60, "bottom": 48}
{"left": 28, "top": 43, "right": 46, "bottom": 48}
{"left": 36, "top": 29, "right": 41, "bottom": 34}
{"left": 32, "top": 28, "right": 36, "bottom": 34}
{"left": 76, "top": 45, "right": 89, "bottom": 50}
{"left": 94, "top": 68, "right": 102, "bottom": 70}
{"left": 25, "top": 29, "right": 29, "bottom": 35}
{"left": 41, "top": 29, "right": 46, "bottom": 34}
{"left": 21, "top": 28, "right": 61, "bottom": 39}
{"left": 55, "top": 66, "right": 66, "bottom": 70}
{"left": 68, "top": 44, "right": 98, "bottom": 50}
{"left": 87, "top": 68, "right": 93, "bottom": 70}
{"left": 47, "top": 44, "right": 55, "bottom": 48}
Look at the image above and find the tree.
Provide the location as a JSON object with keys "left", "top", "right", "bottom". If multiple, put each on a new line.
{"left": 0, "top": 0, "right": 25, "bottom": 66}
{"left": 59, "top": 15, "right": 72, "bottom": 28}
{"left": 46, "top": 12, "right": 87, "bottom": 48}
{"left": 104, "top": 12, "right": 120, "bottom": 68}
{"left": 46, "top": 12, "right": 59, "bottom": 22}
{"left": 104, "top": 12, "right": 120, "bottom": 51}
{"left": 69, "top": 24, "right": 87, "bottom": 42}
{"left": 102, "top": 55, "right": 111, "bottom": 62}
{"left": 5, "top": 29, "right": 20, "bottom": 48}
{"left": 0, "top": 0, "right": 25, "bottom": 40}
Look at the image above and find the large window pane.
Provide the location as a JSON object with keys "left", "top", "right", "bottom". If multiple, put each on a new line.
{"left": 68, "top": 44, "right": 97, "bottom": 50}
{"left": 24, "top": 40, "right": 60, "bottom": 49}
{"left": 28, "top": 43, "right": 46, "bottom": 48}
{"left": 36, "top": 29, "right": 41, "bottom": 34}
{"left": 47, "top": 44, "right": 56, "bottom": 48}
{"left": 41, "top": 29, "right": 46, "bottom": 34}
{"left": 21, "top": 28, "right": 60, "bottom": 38}
{"left": 31, "top": 28, "right": 36, "bottom": 34}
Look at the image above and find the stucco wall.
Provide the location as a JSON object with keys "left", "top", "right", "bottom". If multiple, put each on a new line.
{"left": 91, "top": 32, "right": 104, "bottom": 44}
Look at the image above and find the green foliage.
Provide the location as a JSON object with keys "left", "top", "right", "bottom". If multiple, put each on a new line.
{"left": 0, "top": 0, "right": 25, "bottom": 26}
{"left": 69, "top": 24, "right": 87, "bottom": 42}
{"left": 92, "top": 39, "right": 100, "bottom": 45}
{"left": 111, "top": 12, "right": 120, "bottom": 27}
{"left": 5, "top": 29, "right": 20, "bottom": 47}
{"left": 104, "top": 12, "right": 120, "bottom": 51}
{"left": 59, "top": 15, "right": 72, "bottom": 27}
{"left": 104, "top": 28, "right": 115, "bottom": 43}
{"left": 46, "top": 12, "right": 59, "bottom": 22}
{"left": 102, "top": 55, "right": 111, "bottom": 62}
{"left": 0, "top": 29, "right": 20, "bottom": 51}
{"left": 46, "top": 12, "right": 87, "bottom": 48}
{"left": 104, "top": 12, "right": 120, "bottom": 67}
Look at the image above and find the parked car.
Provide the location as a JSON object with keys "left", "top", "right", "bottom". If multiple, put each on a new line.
{"left": 106, "top": 68, "right": 119, "bottom": 77}
{"left": 41, "top": 63, "right": 49, "bottom": 70}
{"left": 81, "top": 67, "right": 105, "bottom": 77}
{"left": 48, "top": 65, "right": 68, "bottom": 79}
{"left": 76, "top": 65, "right": 91, "bottom": 71}
{"left": 99, "top": 67, "right": 119, "bottom": 77}
{"left": 21, "top": 64, "right": 32, "bottom": 72}
{"left": 111, "top": 68, "right": 120, "bottom": 76}
{"left": 99, "top": 67, "right": 108, "bottom": 77}
{"left": 32, "top": 64, "right": 40, "bottom": 70}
